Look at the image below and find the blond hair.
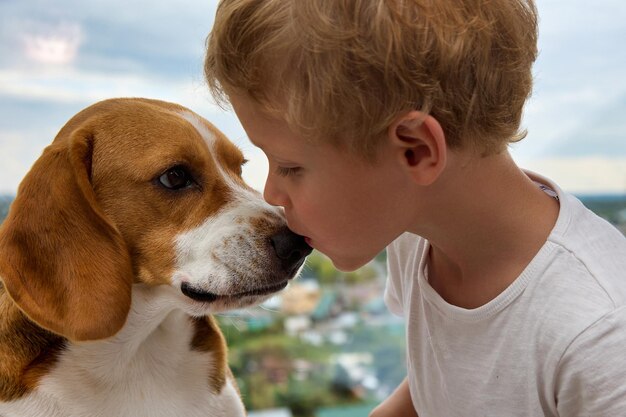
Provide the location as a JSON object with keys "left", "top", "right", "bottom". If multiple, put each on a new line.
{"left": 205, "top": 0, "right": 538, "bottom": 157}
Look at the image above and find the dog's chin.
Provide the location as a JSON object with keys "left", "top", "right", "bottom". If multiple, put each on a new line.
{"left": 180, "top": 280, "right": 289, "bottom": 315}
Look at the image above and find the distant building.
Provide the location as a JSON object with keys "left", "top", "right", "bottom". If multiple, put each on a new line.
{"left": 281, "top": 280, "right": 322, "bottom": 315}
{"left": 284, "top": 315, "right": 313, "bottom": 336}
{"left": 332, "top": 352, "right": 375, "bottom": 384}
{"left": 311, "top": 291, "right": 341, "bottom": 321}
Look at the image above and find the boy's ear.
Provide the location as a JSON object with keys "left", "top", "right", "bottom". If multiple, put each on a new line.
{"left": 388, "top": 111, "right": 447, "bottom": 186}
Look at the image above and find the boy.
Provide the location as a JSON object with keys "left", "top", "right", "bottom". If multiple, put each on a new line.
{"left": 204, "top": 0, "right": 626, "bottom": 415}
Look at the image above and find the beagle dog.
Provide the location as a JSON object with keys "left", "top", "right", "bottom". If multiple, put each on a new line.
{"left": 0, "top": 98, "right": 311, "bottom": 417}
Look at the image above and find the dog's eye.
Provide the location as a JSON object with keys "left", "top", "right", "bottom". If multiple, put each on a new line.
{"left": 158, "top": 166, "right": 195, "bottom": 190}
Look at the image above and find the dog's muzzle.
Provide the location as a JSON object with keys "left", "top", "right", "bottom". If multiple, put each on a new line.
{"left": 180, "top": 228, "right": 312, "bottom": 304}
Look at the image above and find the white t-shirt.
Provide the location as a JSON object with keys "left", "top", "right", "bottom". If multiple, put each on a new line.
{"left": 385, "top": 174, "right": 626, "bottom": 417}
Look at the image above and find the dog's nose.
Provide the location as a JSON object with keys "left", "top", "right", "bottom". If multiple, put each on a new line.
{"left": 270, "top": 228, "right": 313, "bottom": 273}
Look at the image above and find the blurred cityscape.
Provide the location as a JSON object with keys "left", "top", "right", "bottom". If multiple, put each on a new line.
{"left": 1, "top": 194, "right": 625, "bottom": 417}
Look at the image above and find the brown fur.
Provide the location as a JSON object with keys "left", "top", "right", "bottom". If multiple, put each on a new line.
{"left": 190, "top": 316, "right": 230, "bottom": 392}
{"left": 0, "top": 285, "right": 66, "bottom": 401}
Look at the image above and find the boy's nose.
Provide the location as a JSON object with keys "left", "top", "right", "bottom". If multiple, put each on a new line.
{"left": 263, "top": 175, "right": 289, "bottom": 208}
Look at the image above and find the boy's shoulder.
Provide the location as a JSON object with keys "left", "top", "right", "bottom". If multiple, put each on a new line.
{"left": 546, "top": 191, "right": 626, "bottom": 305}
{"left": 525, "top": 188, "right": 626, "bottom": 346}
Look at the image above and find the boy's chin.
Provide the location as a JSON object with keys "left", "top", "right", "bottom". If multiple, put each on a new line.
{"left": 329, "top": 255, "right": 373, "bottom": 272}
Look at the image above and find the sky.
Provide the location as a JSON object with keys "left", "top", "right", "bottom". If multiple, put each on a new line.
{"left": 0, "top": 0, "right": 625, "bottom": 195}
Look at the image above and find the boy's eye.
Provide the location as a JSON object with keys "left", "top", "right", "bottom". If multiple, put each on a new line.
{"left": 276, "top": 166, "right": 302, "bottom": 177}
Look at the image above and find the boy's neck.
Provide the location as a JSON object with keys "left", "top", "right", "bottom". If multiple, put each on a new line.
{"left": 411, "top": 150, "right": 560, "bottom": 309}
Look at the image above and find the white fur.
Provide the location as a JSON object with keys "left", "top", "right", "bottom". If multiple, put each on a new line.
{"left": 177, "top": 110, "right": 265, "bottom": 202}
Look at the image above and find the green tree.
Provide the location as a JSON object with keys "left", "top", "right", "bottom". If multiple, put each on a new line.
{"left": 303, "top": 251, "right": 383, "bottom": 285}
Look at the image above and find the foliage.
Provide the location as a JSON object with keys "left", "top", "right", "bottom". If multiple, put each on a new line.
{"left": 303, "top": 250, "right": 382, "bottom": 285}
{"left": 223, "top": 323, "right": 344, "bottom": 412}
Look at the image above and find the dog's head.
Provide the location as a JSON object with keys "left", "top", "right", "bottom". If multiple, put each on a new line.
{"left": 0, "top": 98, "right": 311, "bottom": 342}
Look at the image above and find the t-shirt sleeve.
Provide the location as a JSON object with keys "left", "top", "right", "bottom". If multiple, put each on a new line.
{"left": 384, "top": 239, "right": 405, "bottom": 317}
{"left": 555, "top": 306, "right": 626, "bottom": 417}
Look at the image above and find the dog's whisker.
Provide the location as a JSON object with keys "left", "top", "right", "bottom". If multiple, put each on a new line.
{"left": 217, "top": 315, "right": 245, "bottom": 332}
{"left": 259, "top": 304, "right": 281, "bottom": 313}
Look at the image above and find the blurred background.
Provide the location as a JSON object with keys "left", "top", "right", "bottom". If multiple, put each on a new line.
{"left": 1, "top": 1, "right": 625, "bottom": 416}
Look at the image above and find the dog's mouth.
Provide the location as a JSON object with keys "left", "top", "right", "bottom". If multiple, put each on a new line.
{"left": 180, "top": 281, "right": 289, "bottom": 303}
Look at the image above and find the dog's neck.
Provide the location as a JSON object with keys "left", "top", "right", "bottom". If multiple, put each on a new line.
{"left": 65, "top": 284, "right": 190, "bottom": 380}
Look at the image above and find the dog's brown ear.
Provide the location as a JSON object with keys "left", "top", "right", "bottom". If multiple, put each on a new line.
{"left": 0, "top": 124, "right": 133, "bottom": 342}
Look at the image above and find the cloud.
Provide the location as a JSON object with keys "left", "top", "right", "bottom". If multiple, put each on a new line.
{"left": 1, "top": 0, "right": 625, "bottom": 196}
{"left": 21, "top": 21, "right": 83, "bottom": 66}
{"left": 0, "top": 130, "right": 45, "bottom": 193}
{"left": 512, "top": 0, "right": 626, "bottom": 161}
{"left": 241, "top": 148, "right": 269, "bottom": 193}
{"left": 520, "top": 157, "right": 626, "bottom": 195}
{"left": 0, "top": 67, "right": 218, "bottom": 109}
{"left": 0, "top": 0, "right": 219, "bottom": 76}
{"left": 543, "top": 95, "right": 626, "bottom": 158}
{"left": 515, "top": 92, "right": 626, "bottom": 161}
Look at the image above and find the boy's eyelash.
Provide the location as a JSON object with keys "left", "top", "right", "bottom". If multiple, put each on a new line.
{"left": 275, "top": 166, "right": 301, "bottom": 177}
